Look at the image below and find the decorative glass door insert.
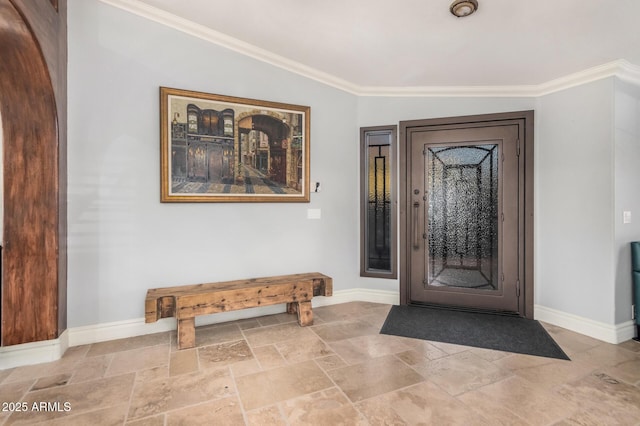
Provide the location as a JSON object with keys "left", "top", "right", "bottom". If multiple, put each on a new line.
{"left": 426, "top": 144, "right": 499, "bottom": 291}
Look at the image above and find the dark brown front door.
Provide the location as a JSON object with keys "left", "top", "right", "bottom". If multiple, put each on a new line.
{"left": 405, "top": 121, "right": 523, "bottom": 314}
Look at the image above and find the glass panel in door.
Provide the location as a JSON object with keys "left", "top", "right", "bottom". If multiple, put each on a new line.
{"left": 426, "top": 144, "right": 499, "bottom": 291}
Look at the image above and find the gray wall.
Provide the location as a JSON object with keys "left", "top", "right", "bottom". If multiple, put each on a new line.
{"left": 614, "top": 80, "right": 640, "bottom": 323}
{"left": 536, "top": 79, "right": 616, "bottom": 324}
{"left": 68, "top": 0, "right": 638, "bottom": 330}
{"left": 68, "top": 1, "right": 358, "bottom": 327}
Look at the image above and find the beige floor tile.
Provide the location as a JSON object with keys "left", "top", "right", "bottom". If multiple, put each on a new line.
{"left": 557, "top": 404, "right": 638, "bottom": 426}
{"left": 243, "top": 322, "right": 316, "bottom": 347}
{"left": 469, "top": 347, "right": 512, "bottom": 362}
{"left": 252, "top": 345, "right": 287, "bottom": 369}
{"left": 578, "top": 342, "right": 639, "bottom": 367}
{"left": 107, "top": 344, "right": 170, "bottom": 376}
{"left": 128, "top": 368, "right": 234, "bottom": 420}
{"left": 31, "top": 373, "right": 72, "bottom": 391}
{"left": 494, "top": 354, "right": 595, "bottom": 390}
{"left": 314, "top": 355, "right": 348, "bottom": 372}
{"left": 3, "top": 356, "right": 80, "bottom": 384}
{"left": 165, "top": 397, "right": 245, "bottom": 425}
{"left": 357, "top": 380, "right": 490, "bottom": 425}
{"left": 275, "top": 336, "right": 333, "bottom": 363}
{"left": 544, "top": 328, "right": 602, "bottom": 355}
{"left": 459, "top": 376, "right": 578, "bottom": 426}
{"left": 4, "top": 302, "right": 639, "bottom": 426}
{"left": 327, "top": 354, "right": 424, "bottom": 402}
{"left": 169, "top": 348, "right": 199, "bottom": 376}
{"left": 395, "top": 349, "right": 428, "bottom": 366}
{"left": 135, "top": 365, "right": 170, "bottom": 383}
{"left": 236, "top": 318, "right": 262, "bottom": 330}
{"left": 412, "top": 351, "right": 512, "bottom": 396}
{"left": 402, "top": 338, "right": 450, "bottom": 360}
{"left": 310, "top": 320, "right": 379, "bottom": 342}
{"left": 45, "top": 404, "right": 128, "bottom": 426}
{"left": 87, "top": 332, "right": 170, "bottom": 357}
{"left": 280, "top": 387, "right": 366, "bottom": 426}
{"left": 192, "top": 323, "right": 244, "bottom": 348}
{"left": 0, "top": 380, "right": 34, "bottom": 409}
{"left": 197, "top": 340, "right": 253, "bottom": 370}
{"left": 600, "top": 356, "right": 640, "bottom": 385}
{"left": 257, "top": 312, "right": 297, "bottom": 326}
{"left": 235, "top": 360, "right": 333, "bottom": 410}
{"left": 329, "top": 334, "right": 412, "bottom": 364}
{"left": 229, "top": 359, "right": 263, "bottom": 377}
{"left": 245, "top": 405, "right": 285, "bottom": 426}
{"left": 313, "top": 302, "right": 371, "bottom": 323}
{"left": 427, "top": 340, "right": 472, "bottom": 354}
{"left": 6, "top": 373, "right": 135, "bottom": 424}
{"left": 126, "top": 414, "right": 166, "bottom": 425}
{"left": 0, "top": 368, "right": 14, "bottom": 385}
{"left": 556, "top": 371, "right": 640, "bottom": 423}
{"left": 359, "top": 306, "right": 392, "bottom": 328}
{"left": 69, "top": 354, "right": 112, "bottom": 383}
{"left": 618, "top": 339, "right": 640, "bottom": 353}
{"left": 458, "top": 390, "right": 533, "bottom": 425}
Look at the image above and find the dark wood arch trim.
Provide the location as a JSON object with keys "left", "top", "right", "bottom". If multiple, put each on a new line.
{"left": 0, "top": 0, "right": 66, "bottom": 346}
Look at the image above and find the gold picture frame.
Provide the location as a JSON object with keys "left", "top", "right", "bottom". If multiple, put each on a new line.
{"left": 160, "top": 87, "right": 310, "bottom": 202}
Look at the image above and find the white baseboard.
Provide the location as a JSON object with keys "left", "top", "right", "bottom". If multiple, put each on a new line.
{"left": 534, "top": 304, "right": 636, "bottom": 344}
{"left": 9, "top": 293, "right": 634, "bottom": 370}
{"left": 0, "top": 288, "right": 398, "bottom": 370}
{"left": 0, "top": 330, "right": 69, "bottom": 371}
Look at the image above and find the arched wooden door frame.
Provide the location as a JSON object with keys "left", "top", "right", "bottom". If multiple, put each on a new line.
{"left": 0, "top": 0, "right": 67, "bottom": 346}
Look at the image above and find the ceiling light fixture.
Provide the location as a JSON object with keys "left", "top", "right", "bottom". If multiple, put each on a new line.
{"left": 450, "top": 0, "right": 478, "bottom": 17}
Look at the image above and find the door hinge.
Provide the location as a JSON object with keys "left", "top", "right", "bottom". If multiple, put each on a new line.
{"left": 516, "top": 279, "right": 521, "bottom": 297}
{"left": 501, "top": 212, "right": 505, "bottom": 222}
{"left": 516, "top": 139, "right": 521, "bottom": 157}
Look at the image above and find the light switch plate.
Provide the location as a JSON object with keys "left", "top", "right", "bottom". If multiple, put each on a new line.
{"left": 623, "top": 210, "right": 632, "bottom": 224}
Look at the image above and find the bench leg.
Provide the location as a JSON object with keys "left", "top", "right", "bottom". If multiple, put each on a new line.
{"left": 177, "top": 317, "right": 195, "bottom": 350}
{"left": 296, "top": 301, "right": 313, "bottom": 326}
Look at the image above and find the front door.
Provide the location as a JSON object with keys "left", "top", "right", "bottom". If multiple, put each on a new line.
{"left": 405, "top": 122, "right": 523, "bottom": 314}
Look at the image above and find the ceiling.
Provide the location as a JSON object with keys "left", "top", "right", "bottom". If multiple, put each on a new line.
{"left": 129, "top": 0, "right": 640, "bottom": 90}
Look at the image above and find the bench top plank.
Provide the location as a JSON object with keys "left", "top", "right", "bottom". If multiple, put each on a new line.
{"left": 146, "top": 272, "right": 332, "bottom": 299}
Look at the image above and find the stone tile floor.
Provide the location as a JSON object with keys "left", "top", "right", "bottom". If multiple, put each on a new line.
{"left": 1, "top": 302, "right": 639, "bottom": 425}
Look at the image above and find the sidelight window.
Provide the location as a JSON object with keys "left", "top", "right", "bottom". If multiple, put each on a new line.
{"left": 360, "top": 126, "right": 397, "bottom": 278}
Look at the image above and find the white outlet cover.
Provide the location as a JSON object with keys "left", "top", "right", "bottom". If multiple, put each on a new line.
{"left": 307, "top": 208, "right": 321, "bottom": 219}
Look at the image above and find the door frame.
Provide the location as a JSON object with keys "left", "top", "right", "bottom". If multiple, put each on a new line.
{"left": 399, "top": 111, "right": 534, "bottom": 319}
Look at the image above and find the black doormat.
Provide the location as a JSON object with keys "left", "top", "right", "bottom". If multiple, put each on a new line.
{"left": 380, "top": 305, "right": 570, "bottom": 360}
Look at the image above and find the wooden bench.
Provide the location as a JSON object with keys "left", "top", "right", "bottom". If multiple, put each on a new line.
{"left": 145, "top": 272, "right": 332, "bottom": 349}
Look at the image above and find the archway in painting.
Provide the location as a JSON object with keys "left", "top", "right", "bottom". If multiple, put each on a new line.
{"left": 237, "top": 113, "right": 291, "bottom": 186}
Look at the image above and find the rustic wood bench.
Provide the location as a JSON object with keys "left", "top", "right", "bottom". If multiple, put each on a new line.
{"left": 145, "top": 272, "right": 333, "bottom": 349}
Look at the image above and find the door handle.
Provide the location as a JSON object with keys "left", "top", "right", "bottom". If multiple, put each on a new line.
{"left": 413, "top": 201, "right": 420, "bottom": 249}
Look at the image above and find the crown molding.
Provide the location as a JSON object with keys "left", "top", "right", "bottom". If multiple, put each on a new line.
{"left": 358, "top": 60, "right": 640, "bottom": 97}
{"left": 99, "top": 0, "right": 640, "bottom": 98}
{"left": 97, "top": 0, "right": 361, "bottom": 95}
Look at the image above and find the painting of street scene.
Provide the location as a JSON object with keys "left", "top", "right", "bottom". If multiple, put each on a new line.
{"left": 160, "top": 87, "right": 310, "bottom": 202}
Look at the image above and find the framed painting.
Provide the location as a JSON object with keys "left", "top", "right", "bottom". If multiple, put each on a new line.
{"left": 160, "top": 87, "right": 310, "bottom": 202}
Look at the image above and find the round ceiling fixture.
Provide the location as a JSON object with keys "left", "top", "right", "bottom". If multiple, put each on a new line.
{"left": 450, "top": 0, "right": 478, "bottom": 17}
